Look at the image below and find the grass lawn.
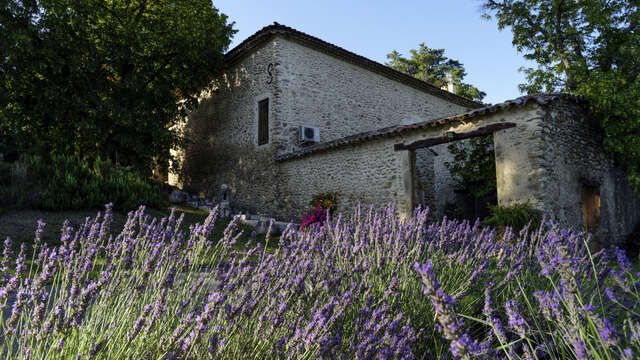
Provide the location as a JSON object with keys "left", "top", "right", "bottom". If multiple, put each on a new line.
{"left": 0, "top": 205, "right": 278, "bottom": 255}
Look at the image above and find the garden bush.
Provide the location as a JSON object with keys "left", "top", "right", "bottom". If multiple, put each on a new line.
{"left": 309, "top": 192, "right": 340, "bottom": 214}
{"left": 0, "top": 203, "right": 638, "bottom": 359}
{"left": 481, "top": 201, "right": 543, "bottom": 235}
{"left": 300, "top": 192, "right": 340, "bottom": 230}
{"left": 0, "top": 155, "right": 164, "bottom": 211}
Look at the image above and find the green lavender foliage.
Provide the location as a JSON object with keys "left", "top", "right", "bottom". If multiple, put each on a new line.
{"left": 0, "top": 203, "right": 637, "bottom": 359}
{"left": 0, "top": 155, "right": 164, "bottom": 211}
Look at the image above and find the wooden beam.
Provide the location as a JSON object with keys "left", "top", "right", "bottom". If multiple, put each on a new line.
{"left": 394, "top": 122, "right": 516, "bottom": 151}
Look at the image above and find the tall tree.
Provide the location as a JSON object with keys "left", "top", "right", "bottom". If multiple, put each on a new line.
{"left": 482, "top": 0, "right": 640, "bottom": 189}
{"left": 0, "top": 0, "right": 235, "bottom": 174}
{"left": 386, "top": 44, "right": 486, "bottom": 101}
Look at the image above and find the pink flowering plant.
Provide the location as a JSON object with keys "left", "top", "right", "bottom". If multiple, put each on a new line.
{"left": 299, "top": 192, "right": 340, "bottom": 230}
{"left": 299, "top": 204, "right": 328, "bottom": 230}
{"left": 0, "top": 203, "right": 639, "bottom": 359}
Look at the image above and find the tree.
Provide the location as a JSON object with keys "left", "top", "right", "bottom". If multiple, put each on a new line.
{"left": 445, "top": 135, "right": 496, "bottom": 203}
{"left": 481, "top": 0, "right": 640, "bottom": 189}
{"left": 0, "top": 0, "right": 235, "bottom": 174}
{"left": 386, "top": 44, "right": 486, "bottom": 101}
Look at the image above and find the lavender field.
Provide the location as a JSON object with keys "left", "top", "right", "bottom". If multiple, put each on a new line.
{"left": 0, "top": 203, "right": 637, "bottom": 359}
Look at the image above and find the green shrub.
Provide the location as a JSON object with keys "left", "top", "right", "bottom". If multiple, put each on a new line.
{"left": 442, "top": 201, "right": 464, "bottom": 220}
{"left": 0, "top": 162, "right": 11, "bottom": 186}
{"left": 309, "top": 192, "right": 340, "bottom": 214}
{"left": 481, "top": 201, "right": 542, "bottom": 233}
{"left": 2, "top": 155, "right": 165, "bottom": 212}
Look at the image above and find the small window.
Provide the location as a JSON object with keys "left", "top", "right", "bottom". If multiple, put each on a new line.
{"left": 258, "top": 99, "right": 269, "bottom": 145}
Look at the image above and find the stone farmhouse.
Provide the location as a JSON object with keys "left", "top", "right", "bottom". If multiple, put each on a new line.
{"left": 169, "top": 23, "right": 640, "bottom": 247}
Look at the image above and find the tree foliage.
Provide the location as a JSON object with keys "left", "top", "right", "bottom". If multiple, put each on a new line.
{"left": 386, "top": 44, "right": 486, "bottom": 101}
{"left": 482, "top": 0, "right": 640, "bottom": 189}
{"left": 445, "top": 135, "right": 497, "bottom": 201}
{"left": 0, "top": 0, "right": 235, "bottom": 174}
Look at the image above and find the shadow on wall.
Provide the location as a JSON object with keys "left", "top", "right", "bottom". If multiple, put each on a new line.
{"left": 178, "top": 100, "right": 223, "bottom": 194}
{"left": 178, "top": 102, "right": 284, "bottom": 216}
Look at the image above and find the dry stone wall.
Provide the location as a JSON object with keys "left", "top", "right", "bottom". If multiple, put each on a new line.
{"left": 537, "top": 99, "right": 640, "bottom": 246}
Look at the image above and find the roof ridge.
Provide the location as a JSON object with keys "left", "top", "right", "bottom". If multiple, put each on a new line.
{"left": 225, "top": 22, "right": 484, "bottom": 109}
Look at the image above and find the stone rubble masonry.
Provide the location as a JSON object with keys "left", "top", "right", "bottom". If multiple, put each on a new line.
{"left": 279, "top": 98, "right": 640, "bottom": 247}
{"left": 275, "top": 39, "right": 471, "bottom": 150}
{"left": 172, "top": 35, "right": 472, "bottom": 221}
{"left": 536, "top": 98, "right": 640, "bottom": 246}
{"left": 171, "top": 39, "right": 283, "bottom": 217}
{"left": 280, "top": 103, "right": 544, "bottom": 221}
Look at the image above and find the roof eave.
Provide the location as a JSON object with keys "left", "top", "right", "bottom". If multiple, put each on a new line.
{"left": 275, "top": 93, "right": 587, "bottom": 162}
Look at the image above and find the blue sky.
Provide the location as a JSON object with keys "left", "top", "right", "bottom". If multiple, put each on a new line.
{"left": 214, "top": 0, "right": 536, "bottom": 105}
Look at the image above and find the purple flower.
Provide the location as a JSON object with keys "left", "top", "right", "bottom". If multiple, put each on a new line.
{"left": 615, "top": 248, "right": 633, "bottom": 273}
{"left": 483, "top": 287, "right": 507, "bottom": 343}
{"left": 414, "top": 261, "right": 480, "bottom": 358}
{"left": 34, "top": 219, "right": 46, "bottom": 251}
{"left": 1, "top": 237, "right": 12, "bottom": 274}
{"left": 505, "top": 300, "right": 529, "bottom": 337}
{"left": 128, "top": 305, "right": 152, "bottom": 341}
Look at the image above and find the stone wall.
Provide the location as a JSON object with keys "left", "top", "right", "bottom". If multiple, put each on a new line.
{"left": 273, "top": 37, "right": 473, "bottom": 217}
{"left": 276, "top": 39, "right": 472, "bottom": 150}
{"left": 414, "top": 148, "right": 435, "bottom": 210}
{"left": 279, "top": 105, "right": 540, "bottom": 220}
{"left": 537, "top": 99, "right": 640, "bottom": 246}
{"left": 278, "top": 138, "right": 402, "bottom": 221}
{"left": 492, "top": 105, "right": 547, "bottom": 208}
{"left": 174, "top": 35, "right": 472, "bottom": 218}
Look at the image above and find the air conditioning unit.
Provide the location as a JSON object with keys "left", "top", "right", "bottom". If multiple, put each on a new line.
{"left": 299, "top": 125, "right": 320, "bottom": 145}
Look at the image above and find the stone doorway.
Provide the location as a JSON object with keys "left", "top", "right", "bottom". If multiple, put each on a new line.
{"left": 581, "top": 182, "right": 601, "bottom": 244}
